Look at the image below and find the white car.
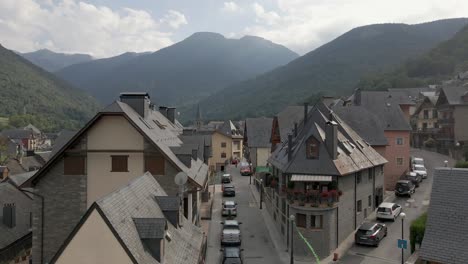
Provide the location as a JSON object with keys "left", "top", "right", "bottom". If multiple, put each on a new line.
{"left": 413, "top": 164, "right": 428, "bottom": 179}
{"left": 376, "top": 202, "right": 402, "bottom": 221}
{"left": 222, "top": 200, "right": 237, "bottom": 217}
{"left": 412, "top": 157, "right": 425, "bottom": 166}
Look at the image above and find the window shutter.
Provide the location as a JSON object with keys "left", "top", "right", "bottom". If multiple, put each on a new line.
{"left": 296, "top": 213, "right": 306, "bottom": 228}
{"left": 64, "top": 156, "right": 85, "bottom": 175}
{"left": 111, "top": 155, "right": 128, "bottom": 172}
{"left": 145, "top": 156, "right": 165, "bottom": 175}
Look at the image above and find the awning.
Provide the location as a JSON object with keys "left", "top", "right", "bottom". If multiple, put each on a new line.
{"left": 255, "top": 166, "right": 272, "bottom": 173}
{"left": 290, "top": 175, "right": 332, "bottom": 182}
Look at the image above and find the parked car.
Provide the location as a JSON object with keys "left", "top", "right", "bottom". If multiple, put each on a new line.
{"left": 221, "top": 220, "right": 242, "bottom": 246}
{"left": 376, "top": 202, "right": 402, "bottom": 221}
{"left": 222, "top": 200, "right": 238, "bottom": 217}
{"left": 222, "top": 174, "right": 232, "bottom": 183}
{"left": 395, "top": 180, "right": 416, "bottom": 197}
{"left": 240, "top": 166, "right": 252, "bottom": 176}
{"left": 231, "top": 159, "right": 239, "bottom": 165}
{"left": 406, "top": 172, "right": 422, "bottom": 187}
{"left": 413, "top": 164, "right": 428, "bottom": 179}
{"left": 223, "top": 184, "right": 236, "bottom": 197}
{"left": 355, "top": 222, "right": 387, "bottom": 247}
{"left": 220, "top": 247, "right": 243, "bottom": 264}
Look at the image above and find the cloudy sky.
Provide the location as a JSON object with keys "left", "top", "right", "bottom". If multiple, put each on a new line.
{"left": 1, "top": 0, "right": 468, "bottom": 58}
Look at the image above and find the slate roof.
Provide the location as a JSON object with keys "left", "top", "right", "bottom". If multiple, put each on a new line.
{"left": 419, "top": 168, "right": 468, "bottom": 264}
{"left": 217, "top": 120, "right": 243, "bottom": 139}
{"left": 23, "top": 124, "right": 41, "bottom": 135}
{"left": 0, "top": 129, "right": 34, "bottom": 140}
{"left": 245, "top": 117, "right": 273, "bottom": 148}
{"left": 8, "top": 170, "right": 37, "bottom": 187}
{"left": 133, "top": 218, "right": 167, "bottom": 239}
{"left": 277, "top": 106, "right": 310, "bottom": 143}
{"left": 24, "top": 99, "right": 208, "bottom": 189}
{"left": 51, "top": 130, "right": 77, "bottom": 156}
{"left": 332, "top": 102, "right": 388, "bottom": 146}
{"left": 268, "top": 102, "right": 387, "bottom": 176}
{"left": 155, "top": 196, "right": 179, "bottom": 211}
{"left": 438, "top": 86, "right": 468, "bottom": 105}
{"left": 387, "top": 87, "right": 434, "bottom": 102}
{"left": 94, "top": 173, "right": 203, "bottom": 264}
{"left": 351, "top": 91, "right": 412, "bottom": 131}
{"left": 0, "top": 181, "right": 32, "bottom": 250}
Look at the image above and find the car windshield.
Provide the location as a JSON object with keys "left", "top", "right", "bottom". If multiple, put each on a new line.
{"left": 396, "top": 183, "right": 409, "bottom": 190}
{"left": 413, "top": 159, "right": 424, "bottom": 165}
{"left": 225, "top": 204, "right": 235, "bottom": 208}
{"left": 225, "top": 187, "right": 235, "bottom": 190}
{"left": 377, "top": 207, "right": 391, "bottom": 213}
{"left": 225, "top": 224, "right": 238, "bottom": 229}
{"left": 415, "top": 166, "right": 426, "bottom": 171}
{"left": 357, "top": 229, "right": 374, "bottom": 235}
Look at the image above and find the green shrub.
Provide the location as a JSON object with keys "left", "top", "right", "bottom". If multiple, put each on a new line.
{"left": 423, "top": 138, "right": 437, "bottom": 148}
{"left": 455, "top": 161, "right": 468, "bottom": 168}
{"left": 410, "top": 212, "right": 428, "bottom": 253}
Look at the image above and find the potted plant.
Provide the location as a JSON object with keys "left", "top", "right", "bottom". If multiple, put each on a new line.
{"left": 270, "top": 178, "right": 278, "bottom": 188}
{"left": 320, "top": 190, "right": 329, "bottom": 205}
{"left": 308, "top": 190, "right": 319, "bottom": 207}
{"left": 298, "top": 191, "right": 306, "bottom": 206}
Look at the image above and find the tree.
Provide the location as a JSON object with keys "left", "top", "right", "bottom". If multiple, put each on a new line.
{"left": 0, "top": 136, "right": 12, "bottom": 165}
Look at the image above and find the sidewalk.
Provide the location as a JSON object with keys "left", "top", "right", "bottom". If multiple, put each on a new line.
{"left": 249, "top": 184, "right": 396, "bottom": 264}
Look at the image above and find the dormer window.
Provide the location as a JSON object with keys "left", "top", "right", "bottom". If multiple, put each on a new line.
{"left": 306, "top": 137, "right": 319, "bottom": 159}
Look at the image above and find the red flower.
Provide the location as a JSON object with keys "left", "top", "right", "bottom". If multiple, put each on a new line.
{"left": 320, "top": 191, "right": 329, "bottom": 198}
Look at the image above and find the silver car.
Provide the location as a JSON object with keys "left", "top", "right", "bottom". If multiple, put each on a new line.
{"left": 222, "top": 200, "right": 237, "bottom": 217}
{"left": 355, "top": 222, "right": 387, "bottom": 246}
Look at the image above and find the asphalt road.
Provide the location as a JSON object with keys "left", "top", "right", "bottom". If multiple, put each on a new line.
{"left": 339, "top": 149, "right": 455, "bottom": 264}
{"left": 205, "top": 165, "right": 283, "bottom": 264}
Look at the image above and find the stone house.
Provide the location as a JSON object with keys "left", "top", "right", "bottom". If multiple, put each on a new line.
{"left": 21, "top": 92, "right": 208, "bottom": 264}
{"left": 49, "top": 173, "right": 205, "bottom": 264}
{"left": 435, "top": 86, "right": 468, "bottom": 149}
{"left": 411, "top": 92, "right": 439, "bottom": 148}
{"left": 265, "top": 102, "right": 387, "bottom": 260}
{"left": 244, "top": 117, "right": 273, "bottom": 169}
{"left": 419, "top": 168, "right": 468, "bottom": 264}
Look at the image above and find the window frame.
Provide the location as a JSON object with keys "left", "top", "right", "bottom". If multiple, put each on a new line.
{"left": 296, "top": 213, "right": 307, "bottom": 228}
{"left": 111, "top": 155, "right": 129, "bottom": 172}
{"left": 221, "top": 152, "right": 227, "bottom": 158}
{"left": 396, "top": 157, "right": 404, "bottom": 166}
{"left": 396, "top": 137, "right": 404, "bottom": 145}
{"left": 310, "top": 215, "right": 323, "bottom": 229}
{"left": 306, "top": 136, "right": 320, "bottom": 159}
{"left": 357, "top": 200, "right": 362, "bottom": 213}
{"left": 221, "top": 142, "right": 227, "bottom": 148}
{"left": 356, "top": 172, "right": 362, "bottom": 184}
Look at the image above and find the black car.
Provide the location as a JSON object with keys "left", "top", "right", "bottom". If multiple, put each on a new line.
{"left": 222, "top": 175, "right": 232, "bottom": 184}
{"left": 220, "top": 247, "right": 243, "bottom": 264}
{"left": 355, "top": 222, "right": 387, "bottom": 247}
{"left": 406, "top": 172, "right": 422, "bottom": 187}
{"left": 223, "top": 184, "right": 236, "bottom": 197}
{"left": 395, "top": 180, "right": 415, "bottom": 197}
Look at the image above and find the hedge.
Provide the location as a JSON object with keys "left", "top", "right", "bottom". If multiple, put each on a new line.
{"left": 455, "top": 161, "right": 468, "bottom": 168}
{"left": 410, "top": 212, "right": 428, "bottom": 253}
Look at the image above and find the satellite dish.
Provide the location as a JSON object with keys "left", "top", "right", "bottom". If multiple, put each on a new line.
{"left": 174, "top": 172, "right": 188, "bottom": 186}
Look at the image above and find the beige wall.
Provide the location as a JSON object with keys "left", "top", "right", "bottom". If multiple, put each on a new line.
{"left": 210, "top": 132, "right": 232, "bottom": 167}
{"left": 55, "top": 209, "right": 133, "bottom": 264}
{"left": 256, "top": 147, "right": 270, "bottom": 167}
{"left": 86, "top": 116, "right": 146, "bottom": 206}
{"left": 232, "top": 139, "right": 243, "bottom": 159}
{"left": 454, "top": 106, "right": 468, "bottom": 142}
{"left": 416, "top": 107, "right": 438, "bottom": 129}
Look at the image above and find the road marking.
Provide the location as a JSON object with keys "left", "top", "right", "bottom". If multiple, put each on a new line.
{"left": 352, "top": 252, "right": 400, "bottom": 263}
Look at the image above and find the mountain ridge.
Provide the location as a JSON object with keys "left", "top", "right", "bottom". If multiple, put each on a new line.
{"left": 20, "top": 49, "right": 93, "bottom": 72}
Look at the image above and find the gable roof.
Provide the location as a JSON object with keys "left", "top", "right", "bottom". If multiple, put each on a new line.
{"left": 245, "top": 117, "right": 273, "bottom": 148}
{"left": 387, "top": 87, "right": 434, "bottom": 102}
{"left": 50, "top": 173, "right": 204, "bottom": 264}
{"left": 437, "top": 86, "right": 468, "bottom": 105}
{"left": 22, "top": 100, "right": 208, "bottom": 189}
{"left": 268, "top": 103, "right": 386, "bottom": 176}
{"left": 8, "top": 170, "right": 37, "bottom": 187}
{"left": 277, "top": 106, "right": 310, "bottom": 143}
{"left": 419, "top": 168, "right": 468, "bottom": 264}
{"left": 0, "top": 129, "right": 35, "bottom": 140}
{"left": 217, "top": 120, "right": 243, "bottom": 139}
{"left": 0, "top": 182, "right": 32, "bottom": 251}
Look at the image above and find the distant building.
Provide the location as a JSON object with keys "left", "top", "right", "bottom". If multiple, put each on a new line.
{"left": 411, "top": 92, "right": 440, "bottom": 148}
{"left": 244, "top": 117, "right": 273, "bottom": 168}
{"left": 419, "top": 168, "right": 468, "bottom": 264}
{"left": 266, "top": 102, "right": 386, "bottom": 260}
{"left": 49, "top": 173, "right": 205, "bottom": 264}
{"left": 270, "top": 105, "right": 311, "bottom": 152}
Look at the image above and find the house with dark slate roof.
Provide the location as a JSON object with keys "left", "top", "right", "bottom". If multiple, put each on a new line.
{"left": 49, "top": 172, "right": 205, "bottom": 264}
{"left": 0, "top": 181, "right": 33, "bottom": 263}
{"left": 331, "top": 89, "right": 412, "bottom": 191}
{"left": 419, "top": 168, "right": 468, "bottom": 264}
{"left": 411, "top": 91, "right": 440, "bottom": 148}
{"left": 435, "top": 86, "right": 468, "bottom": 148}
{"left": 270, "top": 105, "right": 312, "bottom": 152}
{"left": 20, "top": 92, "right": 208, "bottom": 264}
{"left": 265, "top": 102, "right": 387, "bottom": 260}
{"left": 244, "top": 117, "right": 273, "bottom": 168}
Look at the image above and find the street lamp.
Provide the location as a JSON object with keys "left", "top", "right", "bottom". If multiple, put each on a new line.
{"left": 444, "top": 160, "right": 448, "bottom": 167}
{"left": 290, "top": 214, "right": 295, "bottom": 264}
{"left": 259, "top": 179, "right": 263, "bottom": 209}
{"left": 400, "top": 212, "right": 406, "bottom": 264}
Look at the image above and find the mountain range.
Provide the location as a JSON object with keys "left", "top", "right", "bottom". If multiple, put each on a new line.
{"left": 187, "top": 18, "right": 468, "bottom": 122}
{"left": 357, "top": 23, "right": 468, "bottom": 89}
{"left": 20, "top": 49, "right": 93, "bottom": 72}
{"left": 0, "top": 44, "right": 100, "bottom": 132}
{"left": 55, "top": 33, "right": 299, "bottom": 105}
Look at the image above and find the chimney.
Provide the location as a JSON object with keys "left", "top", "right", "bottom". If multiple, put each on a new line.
{"left": 159, "top": 106, "right": 168, "bottom": 118}
{"left": 192, "top": 149, "right": 198, "bottom": 160}
{"left": 304, "top": 103, "right": 309, "bottom": 124}
{"left": 294, "top": 122, "right": 298, "bottom": 137}
{"left": 134, "top": 218, "right": 167, "bottom": 262}
{"left": 287, "top": 133, "right": 293, "bottom": 161}
{"left": 3, "top": 203, "right": 16, "bottom": 228}
{"left": 354, "top": 88, "right": 361, "bottom": 106}
{"left": 167, "top": 107, "right": 176, "bottom": 123}
{"left": 155, "top": 196, "right": 180, "bottom": 228}
{"left": 326, "top": 121, "right": 338, "bottom": 160}
{"left": 120, "top": 92, "right": 150, "bottom": 118}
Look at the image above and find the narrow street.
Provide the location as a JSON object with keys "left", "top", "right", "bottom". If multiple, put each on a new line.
{"left": 205, "top": 164, "right": 283, "bottom": 264}
{"left": 339, "top": 149, "right": 455, "bottom": 264}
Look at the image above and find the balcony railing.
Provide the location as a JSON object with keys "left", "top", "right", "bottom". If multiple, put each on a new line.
{"left": 281, "top": 189, "right": 342, "bottom": 208}
{"left": 438, "top": 118, "right": 455, "bottom": 125}
{"left": 413, "top": 127, "right": 440, "bottom": 134}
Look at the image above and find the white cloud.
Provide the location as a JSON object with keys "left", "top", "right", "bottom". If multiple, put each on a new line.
{"left": 221, "top": 2, "right": 241, "bottom": 13}
{"left": 0, "top": 0, "right": 188, "bottom": 57}
{"left": 160, "top": 10, "right": 188, "bottom": 29}
{"left": 252, "top": 3, "right": 280, "bottom": 26}
{"left": 243, "top": 0, "right": 468, "bottom": 54}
